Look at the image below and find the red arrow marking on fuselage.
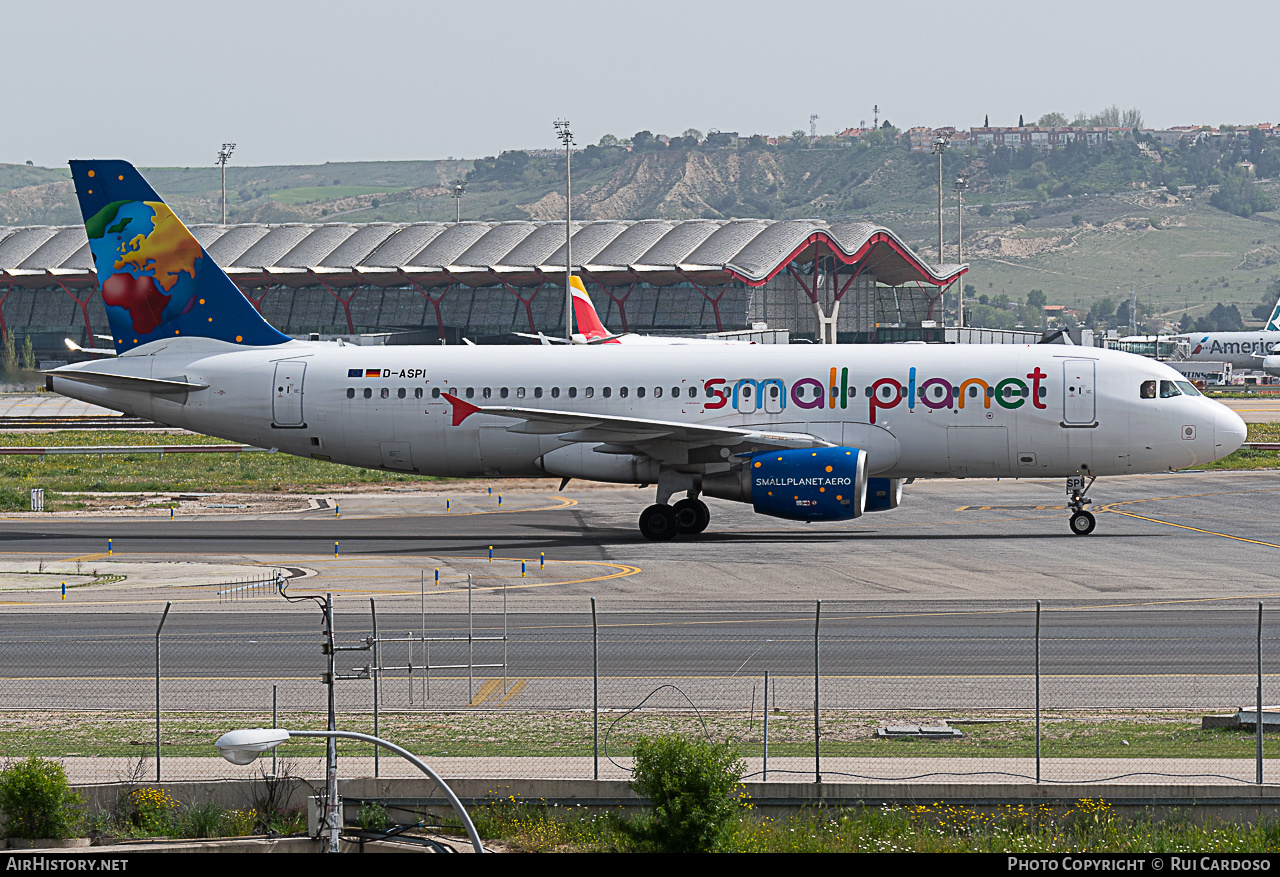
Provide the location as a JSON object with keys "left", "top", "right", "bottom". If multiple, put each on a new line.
{"left": 442, "top": 393, "right": 482, "bottom": 426}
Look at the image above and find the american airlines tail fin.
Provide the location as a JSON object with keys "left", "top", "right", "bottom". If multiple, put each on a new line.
{"left": 569, "top": 276, "right": 618, "bottom": 343}
{"left": 1267, "top": 292, "right": 1280, "bottom": 332}
{"left": 69, "top": 160, "right": 290, "bottom": 355}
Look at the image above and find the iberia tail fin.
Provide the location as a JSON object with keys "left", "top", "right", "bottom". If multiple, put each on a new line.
{"left": 569, "top": 276, "right": 617, "bottom": 343}
{"left": 69, "top": 160, "right": 290, "bottom": 355}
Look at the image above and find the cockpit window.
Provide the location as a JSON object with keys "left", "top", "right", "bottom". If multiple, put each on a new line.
{"left": 1174, "top": 381, "right": 1202, "bottom": 397}
{"left": 1140, "top": 380, "right": 1156, "bottom": 399}
{"left": 1159, "top": 380, "right": 1182, "bottom": 398}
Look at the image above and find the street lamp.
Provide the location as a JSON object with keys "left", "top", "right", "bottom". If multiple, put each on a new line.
{"left": 216, "top": 143, "right": 236, "bottom": 226}
{"left": 955, "top": 174, "right": 966, "bottom": 328}
{"left": 931, "top": 136, "right": 948, "bottom": 266}
{"left": 214, "top": 727, "right": 483, "bottom": 854}
{"left": 554, "top": 118, "right": 575, "bottom": 340}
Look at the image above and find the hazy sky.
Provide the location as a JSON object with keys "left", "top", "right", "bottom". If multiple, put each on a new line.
{"left": 6, "top": 0, "right": 1276, "bottom": 168}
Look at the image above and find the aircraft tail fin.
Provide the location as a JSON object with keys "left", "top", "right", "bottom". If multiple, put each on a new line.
{"left": 569, "top": 276, "right": 617, "bottom": 343}
{"left": 69, "top": 160, "right": 290, "bottom": 354}
{"left": 1267, "top": 291, "right": 1280, "bottom": 332}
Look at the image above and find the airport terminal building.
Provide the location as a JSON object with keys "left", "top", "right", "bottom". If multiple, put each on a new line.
{"left": 0, "top": 219, "right": 964, "bottom": 358}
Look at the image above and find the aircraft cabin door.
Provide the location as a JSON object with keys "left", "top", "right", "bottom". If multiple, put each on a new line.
{"left": 1062, "top": 359, "right": 1097, "bottom": 426}
{"left": 272, "top": 361, "right": 306, "bottom": 428}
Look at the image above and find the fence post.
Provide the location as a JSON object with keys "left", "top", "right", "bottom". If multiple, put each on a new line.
{"left": 1258, "top": 602, "right": 1264, "bottom": 785}
{"left": 271, "top": 683, "right": 278, "bottom": 779}
{"left": 1035, "top": 600, "right": 1042, "bottom": 785}
{"left": 154, "top": 601, "right": 171, "bottom": 783}
{"left": 370, "top": 597, "right": 380, "bottom": 778}
{"left": 591, "top": 596, "right": 599, "bottom": 781}
{"left": 763, "top": 671, "right": 770, "bottom": 782}
{"left": 814, "top": 599, "right": 822, "bottom": 785}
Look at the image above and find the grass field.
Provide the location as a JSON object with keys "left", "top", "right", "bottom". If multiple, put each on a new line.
{"left": 0, "top": 709, "right": 1273, "bottom": 762}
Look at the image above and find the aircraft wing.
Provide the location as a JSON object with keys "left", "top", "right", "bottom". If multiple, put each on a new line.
{"left": 442, "top": 395, "right": 829, "bottom": 456}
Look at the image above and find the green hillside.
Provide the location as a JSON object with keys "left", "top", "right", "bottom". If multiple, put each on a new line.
{"left": 3, "top": 128, "right": 1279, "bottom": 331}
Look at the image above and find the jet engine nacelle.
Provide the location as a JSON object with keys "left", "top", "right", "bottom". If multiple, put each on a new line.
{"left": 704, "top": 446, "right": 867, "bottom": 522}
{"left": 1262, "top": 355, "right": 1280, "bottom": 378}
{"left": 864, "top": 477, "right": 904, "bottom": 513}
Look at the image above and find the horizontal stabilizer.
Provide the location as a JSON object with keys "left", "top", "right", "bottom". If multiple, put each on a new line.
{"left": 44, "top": 369, "right": 208, "bottom": 395}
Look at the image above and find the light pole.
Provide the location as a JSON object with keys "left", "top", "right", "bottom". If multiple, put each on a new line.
{"left": 215, "top": 727, "right": 484, "bottom": 854}
{"left": 955, "top": 174, "right": 966, "bottom": 327}
{"left": 931, "top": 136, "right": 948, "bottom": 265}
{"left": 216, "top": 143, "right": 236, "bottom": 226}
{"left": 554, "top": 119, "right": 575, "bottom": 340}
{"left": 450, "top": 181, "right": 465, "bottom": 224}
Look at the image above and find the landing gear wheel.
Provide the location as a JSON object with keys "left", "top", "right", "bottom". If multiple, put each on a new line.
{"left": 672, "top": 498, "right": 711, "bottom": 535}
{"left": 639, "top": 504, "right": 680, "bottom": 541}
{"left": 1069, "top": 510, "right": 1096, "bottom": 536}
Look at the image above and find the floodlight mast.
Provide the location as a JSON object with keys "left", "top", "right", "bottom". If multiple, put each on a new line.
{"left": 216, "top": 143, "right": 236, "bottom": 226}
{"left": 451, "top": 181, "right": 465, "bottom": 224}
{"left": 554, "top": 119, "right": 575, "bottom": 340}
{"left": 955, "top": 174, "right": 966, "bottom": 327}
{"left": 932, "top": 136, "right": 948, "bottom": 266}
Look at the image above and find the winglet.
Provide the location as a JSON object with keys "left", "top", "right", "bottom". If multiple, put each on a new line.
{"left": 442, "top": 393, "right": 482, "bottom": 426}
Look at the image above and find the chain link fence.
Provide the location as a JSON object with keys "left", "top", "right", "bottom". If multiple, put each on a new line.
{"left": 1, "top": 582, "right": 1277, "bottom": 787}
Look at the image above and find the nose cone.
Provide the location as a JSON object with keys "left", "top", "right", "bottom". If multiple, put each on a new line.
{"left": 1214, "top": 404, "right": 1248, "bottom": 458}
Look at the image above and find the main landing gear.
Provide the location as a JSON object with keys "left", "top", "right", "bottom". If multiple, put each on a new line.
{"left": 639, "top": 496, "right": 710, "bottom": 541}
{"left": 1066, "top": 474, "right": 1097, "bottom": 536}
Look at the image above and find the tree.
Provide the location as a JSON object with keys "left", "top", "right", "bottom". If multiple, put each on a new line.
{"left": 631, "top": 130, "right": 657, "bottom": 151}
{"left": 1026, "top": 289, "right": 1047, "bottom": 309}
{"left": 1038, "top": 112, "right": 1068, "bottom": 127}
{"left": 1018, "top": 114, "right": 1025, "bottom": 127}
{"left": 598, "top": 134, "right": 620, "bottom": 147}
{"left": 984, "top": 114, "right": 989, "bottom": 127}
{"left": 1179, "top": 313, "right": 1194, "bottom": 332}
{"left": 1091, "top": 297, "right": 1116, "bottom": 324}
{"left": 681, "top": 128, "right": 703, "bottom": 143}
{"left": 1253, "top": 278, "right": 1280, "bottom": 323}
{"left": 1122, "top": 107, "right": 1144, "bottom": 129}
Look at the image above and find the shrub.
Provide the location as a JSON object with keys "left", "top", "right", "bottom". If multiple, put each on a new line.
{"left": 0, "top": 757, "right": 82, "bottom": 840}
{"left": 129, "top": 787, "right": 178, "bottom": 835}
{"left": 1013, "top": 208, "right": 1033, "bottom": 225}
{"left": 624, "top": 734, "right": 744, "bottom": 853}
{"left": 356, "top": 802, "right": 390, "bottom": 832}
{"left": 179, "top": 801, "right": 224, "bottom": 839}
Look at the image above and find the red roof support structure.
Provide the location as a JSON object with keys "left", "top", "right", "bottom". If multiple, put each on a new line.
{"left": 54, "top": 279, "right": 95, "bottom": 348}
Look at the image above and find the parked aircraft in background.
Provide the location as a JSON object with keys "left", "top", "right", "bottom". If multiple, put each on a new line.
{"left": 517, "top": 277, "right": 749, "bottom": 346}
{"left": 1126, "top": 293, "right": 1280, "bottom": 369}
{"left": 45, "top": 161, "right": 1247, "bottom": 539}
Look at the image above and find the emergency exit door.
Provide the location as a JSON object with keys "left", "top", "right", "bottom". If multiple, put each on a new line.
{"left": 1062, "top": 359, "right": 1096, "bottom": 426}
{"left": 272, "top": 361, "right": 306, "bottom": 427}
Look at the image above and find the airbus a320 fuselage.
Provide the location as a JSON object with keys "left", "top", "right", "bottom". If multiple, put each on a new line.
{"left": 46, "top": 161, "right": 1248, "bottom": 540}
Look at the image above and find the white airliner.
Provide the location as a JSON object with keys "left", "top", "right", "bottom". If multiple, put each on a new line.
{"left": 1126, "top": 294, "right": 1280, "bottom": 370}
{"left": 45, "top": 161, "right": 1248, "bottom": 540}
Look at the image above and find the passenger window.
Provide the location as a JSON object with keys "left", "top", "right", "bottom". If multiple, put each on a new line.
{"left": 636, "top": 387, "right": 645, "bottom": 398}
{"left": 516, "top": 387, "right": 526, "bottom": 398}
{"left": 654, "top": 387, "right": 662, "bottom": 398}
{"left": 688, "top": 387, "right": 696, "bottom": 398}
{"left": 603, "top": 387, "right": 612, "bottom": 398}
{"left": 483, "top": 387, "right": 491, "bottom": 398}
{"left": 585, "top": 387, "right": 594, "bottom": 398}
{"left": 447, "top": 388, "right": 458, "bottom": 396}
{"left": 1140, "top": 380, "right": 1156, "bottom": 399}
{"left": 672, "top": 386, "right": 680, "bottom": 397}
{"left": 415, "top": 388, "right": 423, "bottom": 399}
{"left": 1038, "top": 387, "right": 1046, "bottom": 398}
{"left": 551, "top": 387, "right": 560, "bottom": 398}
{"left": 569, "top": 387, "right": 577, "bottom": 398}
{"left": 500, "top": 387, "right": 509, "bottom": 399}
{"left": 968, "top": 385, "right": 978, "bottom": 398}
{"left": 431, "top": 387, "right": 440, "bottom": 398}
{"left": 363, "top": 388, "right": 372, "bottom": 399}
{"left": 465, "top": 388, "right": 475, "bottom": 399}
{"left": 380, "top": 387, "right": 389, "bottom": 399}
{"left": 398, "top": 388, "right": 406, "bottom": 399}
{"left": 534, "top": 387, "right": 543, "bottom": 398}
{"left": 346, "top": 388, "right": 355, "bottom": 398}
{"left": 620, "top": 387, "right": 629, "bottom": 398}
{"left": 1159, "top": 380, "right": 1181, "bottom": 398}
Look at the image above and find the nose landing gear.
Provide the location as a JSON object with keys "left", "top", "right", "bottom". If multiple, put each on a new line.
{"left": 1066, "top": 474, "right": 1097, "bottom": 536}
